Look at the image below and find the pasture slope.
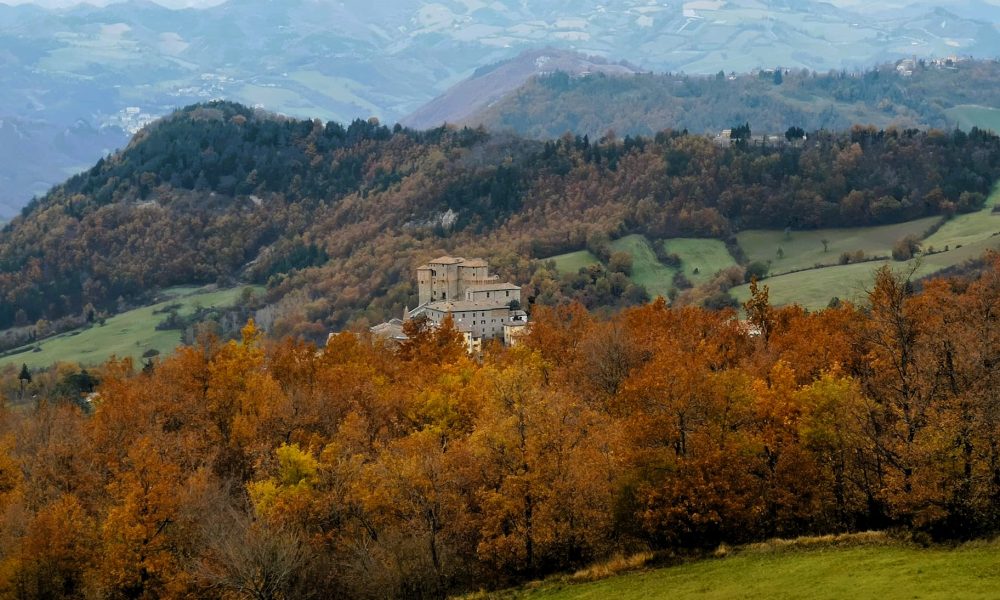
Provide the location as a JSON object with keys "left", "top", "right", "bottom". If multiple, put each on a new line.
{"left": 548, "top": 250, "right": 600, "bottom": 274}
{"left": 661, "top": 238, "right": 737, "bottom": 285}
{"left": 732, "top": 183, "right": 1000, "bottom": 309}
{"left": 548, "top": 183, "right": 1000, "bottom": 310}
{"left": 0, "top": 286, "right": 257, "bottom": 370}
{"left": 945, "top": 105, "right": 1000, "bottom": 134}
{"left": 487, "top": 535, "right": 1000, "bottom": 600}
{"left": 549, "top": 235, "right": 738, "bottom": 299}
{"left": 736, "top": 217, "right": 939, "bottom": 275}
{"left": 609, "top": 235, "right": 678, "bottom": 299}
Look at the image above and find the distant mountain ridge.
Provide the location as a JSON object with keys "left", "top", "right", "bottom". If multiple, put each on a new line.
{"left": 407, "top": 54, "right": 1000, "bottom": 138}
{"left": 2, "top": 0, "right": 1000, "bottom": 215}
{"left": 402, "top": 48, "right": 643, "bottom": 130}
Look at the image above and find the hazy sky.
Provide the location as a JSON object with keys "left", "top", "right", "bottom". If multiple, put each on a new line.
{"left": 0, "top": 0, "right": 225, "bottom": 7}
{"left": 0, "top": 0, "right": 964, "bottom": 5}
{"left": 2, "top": 0, "right": 999, "bottom": 8}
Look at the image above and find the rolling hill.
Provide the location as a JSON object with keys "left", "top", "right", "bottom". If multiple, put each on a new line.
{"left": 4, "top": 0, "right": 1000, "bottom": 216}
{"left": 402, "top": 48, "right": 642, "bottom": 131}
{"left": 413, "top": 56, "right": 1000, "bottom": 138}
{"left": 0, "top": 101, "right": 998, "bottom": 354}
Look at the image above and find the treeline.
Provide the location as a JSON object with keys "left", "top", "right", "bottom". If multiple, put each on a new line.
{"left": 1, "top": 258, "right": 1000, "bottom": 598}
{"left": 472, "top": 59, "right": 1000, "bottom": 138}
{"left": 0, "top": 101, "right": 998, "bottom": 338}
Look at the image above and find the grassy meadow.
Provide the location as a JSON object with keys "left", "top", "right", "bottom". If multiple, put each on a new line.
{"left": 492, "top": 537, "right": 1000, "bottom": 600}
{"left": 0, "top": 286, "right": 257, "bottom": 369}
{"left": 924, "top": 186, "right": 1000, "bottom": 249}
{"left": 547, "top": 235, "right": 739, "bottom": 299}
{"left": 737, "top": 217, "right": 939, "bottom": 275}
{"left": 547, "top": 249, "right": 601, "bottom": 273}
{"left": 945, "top": 104, "right": 1000, "bottom": 133}
{"left": 610, "top": 234, "right": 679, "bottom": 299}
{"left": 731, "top": 234, "right": 1000, "bottom": 309}
{"left": 733, "top": 184, "right": 1000, "bottom": 308}
{"left": 661, "top": 238, "right": 738, "bottom": 285}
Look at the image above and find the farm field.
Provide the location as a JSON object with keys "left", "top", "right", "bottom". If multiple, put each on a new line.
{"left": 732, "top": 234, "right": 1000, "bottom": 309}
{"left": 498, "top": 538, "right": 1000, "bottom": 600}
{"left": 734, "top": 184, "right": 1000, "bottom": 309}
{"left": 923, "top": 185, "right": 1000, "bottom": 249}
{"left": 661, "top": 238, "right": 738, "bottom": 285}
{"left": 610, "top": 234, "right": 678, "bottom": 299}
{"left": 548, "top": 236, "right": 739, "bottom": 299}
{"left": 544, "top": 185, "right": 1000, "bottom": 310}
{"left": 737, "top": 217, "right": 939, "bottom": 275}
{"left": 945, "top": 104, "right": 1000, "bottom": 133}
{"left": 0, "top": 286, "right": 258, "bottom": 370}
{"left": 547, "top": 249, "right": 600, "bottom": 273}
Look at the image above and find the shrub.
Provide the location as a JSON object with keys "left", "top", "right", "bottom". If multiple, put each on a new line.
{"left": 608, "top": 251, "right": 633, "bottom": 275}
{"left": 703, "top": 291, "right": 739, "bottom": 310}
{"left": 892, "top": 235, "right": 921, "bottom": 261}
{"left": 744, "top": 261, "right": 769, "bottom": 282}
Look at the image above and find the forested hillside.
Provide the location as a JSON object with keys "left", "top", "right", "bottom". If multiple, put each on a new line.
{"left": 463, "top": 59, "right": 1000, "bottom": 138}
{"left": 1, "top": 261, "right": 999, "bottom": 598}
{"left": 1, "top": 101, "right": 999, "bottom": 339}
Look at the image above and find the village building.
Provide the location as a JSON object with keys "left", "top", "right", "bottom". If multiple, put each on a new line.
{"left": 368, "top": 318, "right": 408, "bottom": 343}
{"left": 369, "top": 256, "right": 528, "bottom": 351}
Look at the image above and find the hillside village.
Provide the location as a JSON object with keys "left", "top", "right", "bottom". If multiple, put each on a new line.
{"left": 367, "top": 256, "right": 528, "bottom": 353}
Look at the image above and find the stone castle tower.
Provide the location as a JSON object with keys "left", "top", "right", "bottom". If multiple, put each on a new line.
{"left": 416, "top": 256, "right": 498, "bottom": 306}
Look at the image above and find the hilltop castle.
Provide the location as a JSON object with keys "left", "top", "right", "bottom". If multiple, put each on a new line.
{"left": 369, "top": 256, "right": 528, "bottom": 351}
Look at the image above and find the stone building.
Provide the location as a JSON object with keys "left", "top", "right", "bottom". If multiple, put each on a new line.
{"left": 416, "top": 256, "right": 495, "bottom": 305}
{"left": 370, "top": 256, "right": 528, "bottom": 350}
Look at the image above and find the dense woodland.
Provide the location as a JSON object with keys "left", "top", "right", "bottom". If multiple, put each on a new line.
{"left": 1, "top": 101, "right": 999, "bottom": 339}
{"left": 0, "top": 259, "right": 999, "bottom": 598}
{"left": 473, "top": 59, "right": 1000, "bottom": 138}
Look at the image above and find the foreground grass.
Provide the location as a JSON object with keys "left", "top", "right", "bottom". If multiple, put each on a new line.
{"left": 0, "top": 286, "right": 258, "bottom": 369}
{"left": 488, "top": 536, "right": 1000, "bottom": 600}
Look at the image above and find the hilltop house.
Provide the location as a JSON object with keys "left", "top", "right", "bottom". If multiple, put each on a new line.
{"left": 369, "top": 256, "right": 528, "bottom": 351}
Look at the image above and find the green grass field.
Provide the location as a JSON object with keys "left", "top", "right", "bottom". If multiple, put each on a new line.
{"left": 923, "top": 184, "right": 1000, "bottom": 250}
{"left": 737, "top": 217, "right": 939, "bottom": 276}
{"left": 0, "top": 286, "right": 258, "bottom": 369}
{"left": 546, "top": 187, "right": 999, "bottom": 311}
{"left": 547, "top": 250, "right": 601, "bottom": 274}
{"left": 547, "top": 236, "right": 738, "bottom": 299}
{"left": 733, "top": 185, "right": 1000, "bottom": 309}
{"left": 499, "top": 538, "right": 1000, "bottom": 600}
{"left": 610, "top": 234, "right": 678, "bottom": 299}
{"left": 661, "top": 238, "right": 739, "bottom": 285}
{"left": 945, "top": 104, "right": 1000, "bottom": 133}
{"left": 732, "top": 234, "right": 1000, "bottom": 309}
